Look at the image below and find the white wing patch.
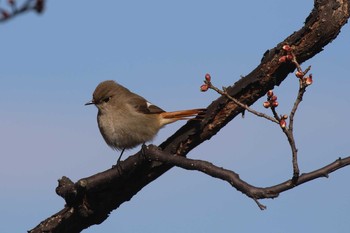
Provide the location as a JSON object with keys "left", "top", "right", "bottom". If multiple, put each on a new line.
{"left": 146, "top": 102, "right": 154, "bottom": 108}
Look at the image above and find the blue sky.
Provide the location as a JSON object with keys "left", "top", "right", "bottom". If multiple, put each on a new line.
{"left": 1, "top": 1, "right": 350, "bottom": 232}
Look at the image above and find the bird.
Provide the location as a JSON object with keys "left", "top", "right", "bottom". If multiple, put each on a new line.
{"left": 86, "top": 80, "right": 204, "bottom": 163}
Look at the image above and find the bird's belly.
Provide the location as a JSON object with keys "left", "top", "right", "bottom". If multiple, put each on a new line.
{"left": 97, "top": 113, "right": 159, "bottom": 150}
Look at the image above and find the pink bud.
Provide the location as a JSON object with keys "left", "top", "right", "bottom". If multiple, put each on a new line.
{"left": 279, "top": 56, "right": 287, "bottom": 63}
{"left": 282, "top": 114, "right": 288, "bottom": 119}
{"left": 267, "top": 90, "right": 274, "bottom": 97}
{"left": 280, "top": 119, "right": 287, "bottom": 128}
{"left": 286, "top": 54, "right": 294, "bottom": 61}
{"left": 263, "top": 101, "right": 271, "bottom": 108}
{"left": 270, "top": 95, "right": 277, "bottom": 101}
{"left": 200, "top": 84, "right": 209, "bottom": 92}
{"left": 305, "top": 74, "right": 313, "bottom": 85}
{"left": 272, "top": 101, "right": 279, "bottom": 107}
{"left": 282, "top": 45, "right": 292, "bottom": 52}
{"left": 205, "top": 73, "right": 211, "bottom": 82}
{"left": 295, "top": 71, "right": 304, "bottom": 79}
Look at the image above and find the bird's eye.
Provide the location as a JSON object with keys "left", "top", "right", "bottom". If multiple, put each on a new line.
{"left": 103, "top": 97, "right": 111, "bottom": 103}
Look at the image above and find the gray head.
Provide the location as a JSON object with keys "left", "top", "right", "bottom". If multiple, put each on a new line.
{"left": 85, "top": 80, "right": 130, "bottom": 108}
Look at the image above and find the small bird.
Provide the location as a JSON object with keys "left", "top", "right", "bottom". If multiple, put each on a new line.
{"left": 86, "top": 80, "right": 204, "bottom": 163}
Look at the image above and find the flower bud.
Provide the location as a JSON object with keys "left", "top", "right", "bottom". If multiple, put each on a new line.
{"left": 267, "top": 90, "right": 274, "bottom": 97}
{"left": 263, "top": 101, "right": 271, "bottom": 108}
{"left": 272, "top": 101, "right": 279, "bottom": 107}
{"left": 295, "top": 71, "right": 304, "bottom": 79}
{"left": 205, "top": 73, "right": 211, "bottom": 82}
{"left": 270, "top": 95, "right": 277, "bottom": 101}
{"left": 282, "top": 45, "right": 292, "bottom": 52}
{"left": 305, "top": 74, "right": 313, "bottom": 85}
{"left": 282, "top": 114, "right": 288, "bottom": 119}
{"left": 278, "top": 56, "right": 287, "bottom": 63}
{"left": 280, "top": 119, "right": 287, "bottom": 128}
{"left": 200, "top": 84, "right": 209, "bottom": 92}
{"left": 286, "top": 54, "right": 294, "bottom": 61}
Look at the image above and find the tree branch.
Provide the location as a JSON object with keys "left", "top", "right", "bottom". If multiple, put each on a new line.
{"left": 29, "top": 1, "right": 350, "bottom": 232}
{"left": 0, "top": 0, "right": 44, "bottom": 22}
{"left": 143, "top": 145, "right": 350, "bottom": 210}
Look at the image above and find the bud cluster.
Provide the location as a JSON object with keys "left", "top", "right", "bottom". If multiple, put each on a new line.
{"left": 280, "top": 44, "right": 314, "bottom": 87}
{"left": 263, "top": 90, "right": 279, "bottom": 108}
{"left": 295, "top": 66, "right": 312, "bottom": 86}
{"left": 278, "top": 45, "right": 294, "bottom": 63}
{"left": 279, "top": 114, "right": 288, "bottom": 128}
{"left": 200, "top": 73, "right": 212, "bottom": 92}
{"left": 295, "top": 70, "right": 313, "bottom": 86}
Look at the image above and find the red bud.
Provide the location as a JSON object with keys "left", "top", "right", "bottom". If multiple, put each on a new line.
{"left": 200, "top": 84, "right": 209, "bottom": 92}
{"left": 280, "top": 119, "right": 287, "bottom": 128}
{"left": 272, "top": 101, "right": 279, "bottom": 107}
{"left": 267, "top": 90, "right": 274, "bottom": 97}
{"left": 286, "top": 54, "right": 294, "bottom": 61}
{"left": 270, "top": 95, "right": 277, "bottom": 101}
{"left": 263, "top": 101, "right": 271, "bottom": 108}
{"left": 279, "top": 56, "right": 287, "bottom": 63}
{"left": 295, "top": 71, "right": 304, "bottom": 79}
{"left": 205, "top": 73, "right": 211, "bottom": 82}
{"left": 305, "top": 74, "right": 313, "bottom": 85}
{"left": 282, "top": 45, "right": 292, "bottom": 52}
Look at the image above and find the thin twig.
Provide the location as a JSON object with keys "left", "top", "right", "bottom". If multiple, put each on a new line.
{"left": 289, "top": 54, "right": 311, "bottom": 132}
{"left": 0, "top": 0, "right": 43, "bottom": 22}
{"left": 208, "top": 83, "right": 279, "bottom": 124}
{"left": 289, "top": 79, "right": 306, "bottom": 133}
{"left": 203, "top": 56, "right": 312, "bottom": 182}
{"left": 254, "top": 199, "right": 267, "bottom": 210}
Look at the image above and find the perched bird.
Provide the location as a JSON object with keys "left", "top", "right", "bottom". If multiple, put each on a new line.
{"left": 86, "top": 80, "right": 204, "bottom": 163}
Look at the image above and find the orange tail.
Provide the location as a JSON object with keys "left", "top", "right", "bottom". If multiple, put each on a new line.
{"left": 159, "top": 108, "right": 206, "bottom": 125}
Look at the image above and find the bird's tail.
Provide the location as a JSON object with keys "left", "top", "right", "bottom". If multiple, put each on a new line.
{"left": 159, "top": 108, "right": 206, "bottom": 125}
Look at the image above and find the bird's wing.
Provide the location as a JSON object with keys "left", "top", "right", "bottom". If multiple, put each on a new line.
{"left": 128, "top": 94, "right": 165, "bottom": 114}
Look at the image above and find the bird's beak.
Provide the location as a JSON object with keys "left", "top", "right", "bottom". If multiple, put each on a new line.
{"left": 85, "top": 100, "right": 95, "bottom": 106}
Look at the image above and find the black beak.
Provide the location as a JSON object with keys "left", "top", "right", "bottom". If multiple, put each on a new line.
{"left": 85, "top": 100, "right": 95, "bottom": 106}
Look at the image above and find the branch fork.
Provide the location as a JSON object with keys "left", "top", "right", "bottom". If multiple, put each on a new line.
{"left": 200, "top": 46, "right": 314, "bottom": 182}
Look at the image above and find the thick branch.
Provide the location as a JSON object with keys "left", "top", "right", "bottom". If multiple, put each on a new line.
{"left": 29, "top": 1, "right": 350, "bottom": 233}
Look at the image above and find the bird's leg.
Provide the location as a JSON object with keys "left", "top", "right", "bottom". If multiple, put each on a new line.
{"left": 116, "top": 148, "right": 125, "bottom": 164}
{"left": 141, "top": 143, "right": 147, "bottom": 158}
{"left": 141, "top": 143, "right": 146, "bottom": 157}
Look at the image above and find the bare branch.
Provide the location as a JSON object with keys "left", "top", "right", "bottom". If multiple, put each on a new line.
{"left": 143, "top": 145, "right": 350, "bottom": 208}
{"left": 0, "top": 0, "right": 44, "bottom": 22}
{"left": 203, "top": 76, "right": 279, "bottom": 124}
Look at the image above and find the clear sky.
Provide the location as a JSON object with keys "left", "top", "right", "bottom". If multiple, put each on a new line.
{"left": 1, "top": 1, "right": 350, "bottom": 233}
